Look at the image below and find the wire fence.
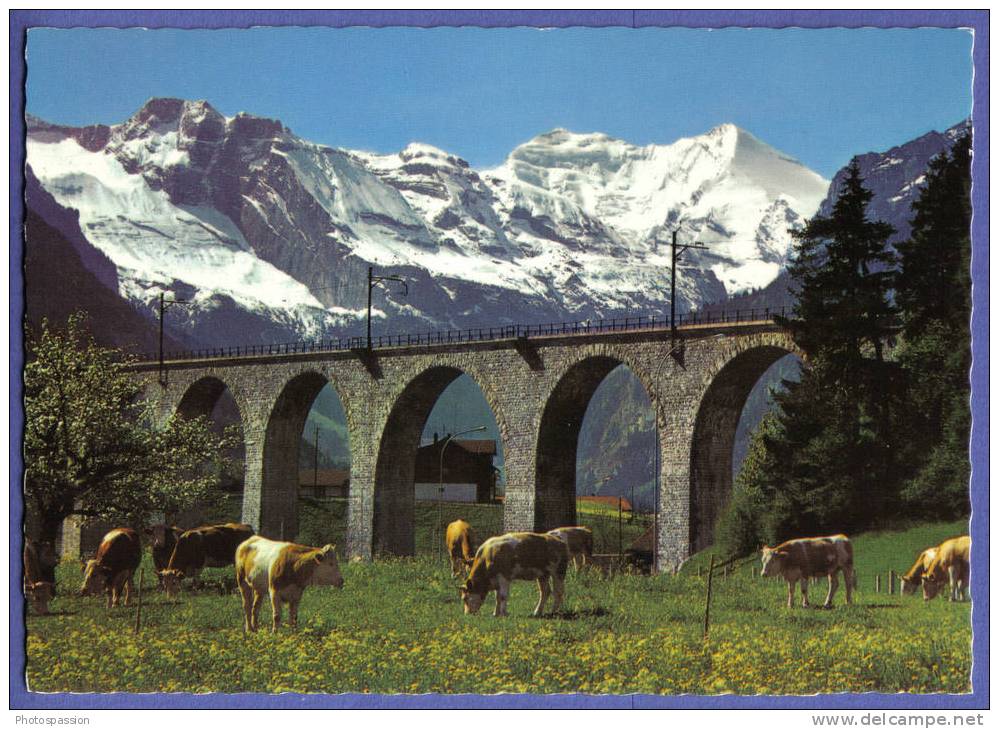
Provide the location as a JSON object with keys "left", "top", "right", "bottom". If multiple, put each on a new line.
{"left": 152, "top": 306, "right": 787, "bottom": 364}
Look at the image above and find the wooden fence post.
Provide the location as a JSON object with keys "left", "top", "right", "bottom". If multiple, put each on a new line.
{"left": 703, "top": 555, "right": 716, "bottom": 639}
{"left": 888, "top": 570, "right": 895, "bottom": 595}
{"left": 875, "top": 574, "right": 881, "bottom": 593}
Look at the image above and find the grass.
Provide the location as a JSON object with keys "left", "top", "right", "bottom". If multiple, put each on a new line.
{"left": 410, "top": 501, "right": 648, "bottom": 556}
{"left": 24, "top": 519, "right": 971, "bottom": 695}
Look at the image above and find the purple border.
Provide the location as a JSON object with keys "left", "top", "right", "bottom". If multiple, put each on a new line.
{"left": 9, "top": 9, "right": 989, "bottom": 711}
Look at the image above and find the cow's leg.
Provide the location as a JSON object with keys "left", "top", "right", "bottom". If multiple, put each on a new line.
{"left": 551, "top": 574, "right": 565, "bottom": 614}
{"left": 110, "top": 573, "right": 124, "bottom": 609}
{"left": 495, "top": 576, "right": 510, "bottom": 617}
{"left": 238, "top": 582, "right": 253, "bottom": 633}
{"left": 948, "top": 566, "right": 958, "bottom": 602}
{"left": 251, "top": 591, "right": 264, "bottom": 632}
{"left": 824, "top": 572, "right": 839, "bottom": 609}
{"left": 786, "top": 579, "right": 796, "bottom": 608}
{"left": 842, "top": 566, "right": 855, "bottom": 604}
{"left": 533, "top": 577, "right": 550, "bottom": 617}
{"left": 123, "top": 572, "right": 135, "bottom": 606}
{"left": 289, "top": 599, "right": 299, "bottom": 629}
{"left": 270, "top": 592, "right": 283, "bottom": 632}
{"left": 450, "top": 554, "right": 460, "bottom": 579}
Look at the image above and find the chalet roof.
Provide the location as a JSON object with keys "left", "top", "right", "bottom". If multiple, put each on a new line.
{"left": 418, "top": 437, "right": 497, "bottom": 457}
{"left": 454, "top": 439, "right": 497, "bottom": 456}
{"left": 629, "top": 525, "right": 654, "bottom": 552}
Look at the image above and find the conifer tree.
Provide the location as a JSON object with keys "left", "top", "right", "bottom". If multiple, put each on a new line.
{"left": 895, "top": 133, "right": 972, "bottom": 517}
{"left": 737, "top": 163, "right": 902, "bottom": 540}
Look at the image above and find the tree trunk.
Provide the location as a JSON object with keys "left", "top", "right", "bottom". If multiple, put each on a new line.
{"left": 37, "top": 511, "right": 66, "bottom": 548}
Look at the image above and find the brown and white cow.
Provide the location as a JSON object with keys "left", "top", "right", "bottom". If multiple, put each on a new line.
{"left": 235, "top": 536, "right": 344, "bottom": 632}
{"left": 460, "top": 532, "right": 569, "bottom": 617}
{"left": 445, "top": 520, "right": 477, "bottom": 577}
{"left": 23, "top": 539, "right": 57, "bottom": 615}
{"left": 760, "top": 534, "right": 856, "bottom": 609}
{"left": 79, "top": 528, "right": 142, "bottom": 609}
{"left": 144, "top": 524, "right": 184, "bottom": 589}
{"left": 921, "top": 535, "right": 970, "bottom": 602}
{"left": 547, "top": 526, "right": 594, "bottom": 569}
{"left": 160, "top": 522, "right": 254, "bottom": 598}
{"left": 900, "top": 546, "right": 939, "bottom": 596}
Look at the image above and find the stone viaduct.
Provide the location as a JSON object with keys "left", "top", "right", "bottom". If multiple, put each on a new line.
{"left": 138, "top": 320, "right": 801, "bottom": 571}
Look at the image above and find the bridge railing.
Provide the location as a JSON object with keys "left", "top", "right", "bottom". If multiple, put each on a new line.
{"left": 155, "top": 307, "right": 787, "bottom": 363}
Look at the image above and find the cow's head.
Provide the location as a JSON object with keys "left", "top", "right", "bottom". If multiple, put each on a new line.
{"left": 79, "top": 559, "right": 108, "bottom": 596}
{"left": 25, "top": 581, "right": 55, "bottom": 615}
{"left": 459, "top": 583, "right": 484, "bottom": 614}
{"left": 159, "top": 569, "right": 185, "bottom": 598}
{"left": 900, "top": 576, "right": 921, "bottom": 595}
{"left": 760, "top": 546, "right": 787, "bottom": 578}
{"left": 921, "top": 576, "right": 945, "bottom": 601}
{"left": 310, "top": 545, "right": 344, "bottom": 589}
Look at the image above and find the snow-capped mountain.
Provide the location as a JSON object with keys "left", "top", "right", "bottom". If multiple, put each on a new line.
{"left": 817, "top": 120, "right": 971, "bottom": 242}
{"left": 700, "top": 118, "right": 972, "bottom": 314}
{"left": 25, "top": 98, "right": 829, "bottom": 347}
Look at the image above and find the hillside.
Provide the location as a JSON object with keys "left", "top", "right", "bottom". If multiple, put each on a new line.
{"left": 22, "top": 167, "right": 185, "bottom": 353}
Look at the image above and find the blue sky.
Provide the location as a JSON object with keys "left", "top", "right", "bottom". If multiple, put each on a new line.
{"left": 25, "top": 26, "right": 973, "bottom": 178}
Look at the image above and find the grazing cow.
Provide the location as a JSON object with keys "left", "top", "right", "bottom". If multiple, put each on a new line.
{"left": 160, "top": 522, "right": 254, "bottom": 598}
{"left": 460, "top": 532, "right": 569, "bottom": 617}
{"left": 23, "top": 539, "right": 57, "bottom": 615}
{"left": 445, "top": 520, "right": 477, "bottom": 577}
{"left": 900, "top": 546, "right": 939, "bottom": 596}
{"left": 79, "top": 528, "right": 142, "bottom": 609}
{"left": 235, "top": 536, "right": 344, "bottom": 632}
{"left": 547, "top": 526, "right": 594, "bottom": 569}
{"left": 921, "top": 536, "right": 971, "bottom": 602}
{"left": 760, "top": 534, "right": 856, "bottom": 609}
{"left": 144, "top": 524, "right": 184, "bottom": 589}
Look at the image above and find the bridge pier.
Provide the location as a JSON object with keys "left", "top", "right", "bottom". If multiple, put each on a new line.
{"left": 137, "top": 325, "right": 799, "bottom": 571}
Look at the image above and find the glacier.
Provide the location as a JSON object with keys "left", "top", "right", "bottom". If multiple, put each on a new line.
{"left": 25, "top": 98, "right": 830, "bottom": 347}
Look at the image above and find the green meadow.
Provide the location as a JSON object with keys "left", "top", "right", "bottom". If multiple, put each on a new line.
{"left": 25, "top": 519, "right": 971, "bottom": 695}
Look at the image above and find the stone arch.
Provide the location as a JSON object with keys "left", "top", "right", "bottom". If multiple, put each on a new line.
{"left": 165, "top": 374, "right": 252, "bottom": 525}
{"left": 175, "top": 375, "right": 248, "bottom": 424}
{"left": 259, "top": 369, "right": 351, "bottom": 540}
{"left": 534, "top": 348, "right": 656, "bottom": 533}
{"left": 688, "top": 332, "right": 803, "bottom": 553}
{"left": 372, "top": 361, "right": 508, "bottom": 556}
